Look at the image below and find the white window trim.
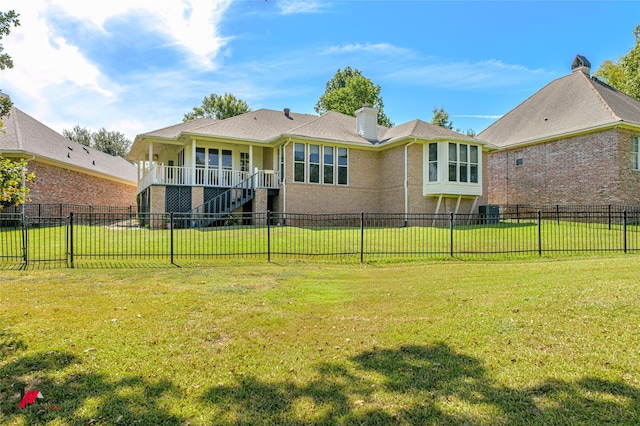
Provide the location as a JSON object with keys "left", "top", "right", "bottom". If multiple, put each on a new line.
{"left": 292, "top": 142, "right": 348, "bottom": 186}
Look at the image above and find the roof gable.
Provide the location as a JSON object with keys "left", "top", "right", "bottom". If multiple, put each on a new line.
{"left": 381, "top": 119, "right": 478, "bottom": 143}
{"left": 479, "top": 70, "right": 640, "bottom": 147}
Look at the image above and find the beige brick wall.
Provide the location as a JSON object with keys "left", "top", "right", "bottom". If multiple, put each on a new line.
{"left": 25, "top": 160, "right": 137, "bottom": 207}
{"left": 378, "top": 145, "right": 406, "bottom": 213}
{"left": 282, "top": 146, "right": 381, "bottom": 214}
{"left": 192, "top": 187, "right": 204, "bottom": 210}
{"left": 150, "top": 185, "right": 166, "bottom": 214}
{"left": 487, "top": 129, "right": 633, "bottom": 205}
{"left": 280, "top": 142, "right": 489, "bottom": 215}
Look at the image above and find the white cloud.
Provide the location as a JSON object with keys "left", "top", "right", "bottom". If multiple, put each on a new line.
{"left": 387, "top": 58, "right": 552, "bottom": 90}
{"left": 322, "top": 42, "right": 415, "bottom": 57}
{"left": 277, "top": 0, "right": 328, "bottom": 15}
{"left": 1, "top": 0, "right": 234, "bottom": 139}
{"left": 3, "top": 3, "right": 112, "bottom": 104}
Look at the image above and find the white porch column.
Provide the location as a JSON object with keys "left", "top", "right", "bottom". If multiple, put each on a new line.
{"left": 249, "top": 145, "right": 254, "bottom": 176}
{"left": 191, "top": 139, "right": 197, "bottom": 185}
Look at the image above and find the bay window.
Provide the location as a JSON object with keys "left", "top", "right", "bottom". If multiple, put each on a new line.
{"left": 448, "top": 143, "right": 478, "bottom": 183}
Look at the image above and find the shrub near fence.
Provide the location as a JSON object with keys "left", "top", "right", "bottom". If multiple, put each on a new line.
{"left": 1, "top": 209, "right": 639, "bottom": 268}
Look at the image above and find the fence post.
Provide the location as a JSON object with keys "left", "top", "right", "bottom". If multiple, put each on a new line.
{"left": 623, "top": 210, "right": 627, "bottom": 254}
{"left": 21, "top": 212, "right": 28, "bottom": 266}
{"left": 449, "top": 212, "right": 454, "bottom": 257}
{"left": 537, "top": 210, "right": 542, "bottom": 256}
{"left": 608, "top": 204, "right": 612, "bottom": 231}
{"left": 169, "top": 213, "right": 175, "bottom": 265}
{"left": 267, "top": 210, "right": 271, "bottom": 262}
{"left": 360, "top": 211, "right": 364, "bottom": 263}
{"left": 69, "top": 212, "right": 74, "bottom": 268}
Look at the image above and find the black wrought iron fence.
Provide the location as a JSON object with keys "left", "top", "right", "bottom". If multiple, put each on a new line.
{"left": 1, "top": 209, "right": 639, "bottom": 269}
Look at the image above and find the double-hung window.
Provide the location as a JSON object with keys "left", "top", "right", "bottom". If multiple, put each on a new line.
{"left": 337, "top": 147, "right": 348, "bottom": 185}
{"left": 448, "top": 143, "right": 479, "bottom": 183}
{"left": 632, "top": 137, "right": 639, "bottom": 170}
{"left": 294, "top": 143, "right": 306, "bottom": 182}
{"left": 292, "top": 143, "right": 348, "bottom": 185}
{"left": 428, "top": 143, "right": 438, "bottom": 182}
{"left": 323, "top": 146, "right": 334, "bottom": 184}
{"left": 309, "top": 144, "right": 320, "bottom": 183}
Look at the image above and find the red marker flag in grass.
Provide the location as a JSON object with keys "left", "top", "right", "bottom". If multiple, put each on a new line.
{"left": 18, "top": 390, "right": 43, "bottom": 409}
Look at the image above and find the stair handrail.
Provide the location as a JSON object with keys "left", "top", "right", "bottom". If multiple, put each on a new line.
{"left": 190, "top": 172, "right": 257, "bottom": 215}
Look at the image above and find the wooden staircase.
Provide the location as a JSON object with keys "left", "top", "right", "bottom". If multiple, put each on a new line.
{"left": 185, "top": 173, "right": 256, "bottom": 227}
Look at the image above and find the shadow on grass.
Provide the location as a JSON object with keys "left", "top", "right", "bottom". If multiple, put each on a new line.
{"left": 0, "top": 333, "right": 185, "bottom": 425}
{"left": 204, "top": 343, "right": 640, "bottom": 425}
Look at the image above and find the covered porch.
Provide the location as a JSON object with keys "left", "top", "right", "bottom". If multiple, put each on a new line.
{"left": 131, "top": 138, "right": 281, "bottom": 193}
{"left": 137, "top": 164, "right": 279, "bottom": 192}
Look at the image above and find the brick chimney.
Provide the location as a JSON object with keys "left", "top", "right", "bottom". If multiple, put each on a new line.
{"left": 355, "top": 104, "right": 378, "bottom": 140}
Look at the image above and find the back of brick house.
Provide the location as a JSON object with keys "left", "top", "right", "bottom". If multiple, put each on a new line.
{"left": 0, "top": 96, "right": 138, "bottom": 208}
{"left": 481, "top": 56, "right": 640, "bottom": 206}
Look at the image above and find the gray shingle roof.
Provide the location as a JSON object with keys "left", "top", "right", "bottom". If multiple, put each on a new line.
{"left": 131, "top": 108, "right": 486, "bottom": 159}
{"left": 478, "top": 70, "right": 640, "bottom": 147}
{"left": 0, "top": 105, "right": 137, "bottom": 184}
{"left": 381, "top": 119, "right": 478, "bottom": 144}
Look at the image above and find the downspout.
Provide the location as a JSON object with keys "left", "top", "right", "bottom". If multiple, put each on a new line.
{"left": 505, "top": 150, "right": 509, "bottom": 205}
{"left": 282, "top": 138, "right": 291, "bottom": 216}
{"left": 404, "top": 138, "right": 418, "bottom": 225}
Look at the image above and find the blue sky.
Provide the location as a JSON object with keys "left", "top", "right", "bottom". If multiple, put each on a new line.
{"left": 1, "top": 0, "right": 639, "bottom": 141}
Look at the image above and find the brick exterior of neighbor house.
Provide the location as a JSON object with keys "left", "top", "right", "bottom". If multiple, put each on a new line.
{"left": 481, "top": 57, "right": 640, "bottom": 207}
{"left": 0, "top": 101, "right": 138, "bottom": 209}
{"left": 24, "top": 160, "right": 137, "bottom": 206}
{"left": 487, "top": 129, "right": 626, "bottom": 205}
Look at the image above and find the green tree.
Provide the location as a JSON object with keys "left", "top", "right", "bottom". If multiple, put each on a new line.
{"left": 183, "top": 93, "right": 251, "bottom": 121}
{"left": 595, "top": 25, "right": 640, "bottom": 100}
{"left": 92, "top": 128, "right": 131, "bottom": 158}
{"left": 62, "top": 125, "right": 92, "bottom": 146}
{"left": 315, "top": 67, "right": 393, "bottom": 127}
{"left": 0, "top": 155, "right": 34, "bottom": 210}
{"left": 431, "top": 106, "right": 454, "bottom": 130}
{"left": 0, "top": 10, "right": 20, "bottom": 126}
{"left": 63, "top": 126, "right": 132, "bottom": 159}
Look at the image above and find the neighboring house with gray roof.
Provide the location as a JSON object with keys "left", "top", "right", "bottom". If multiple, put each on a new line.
{"left": 480, "top": 56, "right": 640, "bottom": 206}
{"left": 128, "top": 106, "right": 494, "bottom": 221}
{"left": 0, "top": 99, "right": 138, "bottom": 208}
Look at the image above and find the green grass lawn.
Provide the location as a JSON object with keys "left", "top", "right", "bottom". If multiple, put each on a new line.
{"left": 2, "top": 257, "right": 640, "bottom": 425}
